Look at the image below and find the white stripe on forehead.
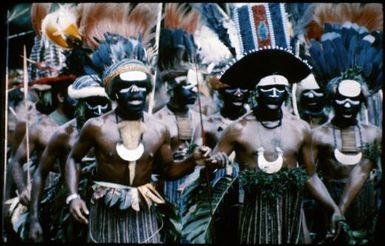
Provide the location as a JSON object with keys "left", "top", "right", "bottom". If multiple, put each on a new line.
{"left": 257, "top": 75, "right": 289, "bottom": 87}
{"left": 119, "top": 71, "right": 147, "bottom": 81}
{"left": 338, "top": 80, "right": 361, "bottom": 97}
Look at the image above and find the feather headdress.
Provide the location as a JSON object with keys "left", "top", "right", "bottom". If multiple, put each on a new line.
{"left": 305, "top": 22, "right": 383, "bottom": 96}
{"left": 192, "top": 3, "right": 237, "bottom": 66}
{"left": 232, "top": 3, "right": 292, "bottom": 54}
{"left": 29, "top": 4, "right": 67, "bottom": 84}
{"left": 31, "top": 3, "right": 52, "bottom": 37}
{"left": 75, "top": 3, "right": 159, "bottom": 99}
{"left": 303, "top": 3, "right": 383, "bottom": 42}
{"left": 41, "top": 4, "right": 82, "bottom": 49}
{"left": 158, "top": 3, "right": 200, "bottom": 71}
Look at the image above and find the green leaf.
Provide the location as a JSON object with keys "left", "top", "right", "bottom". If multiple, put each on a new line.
{"left": 181, "top": 167, "right": 238, "bottom": 244}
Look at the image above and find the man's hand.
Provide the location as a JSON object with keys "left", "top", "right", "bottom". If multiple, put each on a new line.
{"left": 29, "top": 220, "right": 43, "bottom": 242}
{"left": 192, "top": 145, "right": 212, "bottom": 165}
{"left": 329, "top": 209, "right": 344, "bottom": 241}
{"left": 205, "top": 152, "right": 231, "bottom": 169}
{"left": 69, "top": 198, "right": 89, "bottom": 224}
{"left": 18, "top": 187, "right": 31, "bottom": 206}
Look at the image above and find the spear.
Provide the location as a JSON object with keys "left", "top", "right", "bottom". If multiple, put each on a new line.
{"left": 148, "top": 3, "right": 163, "bottom": 115}
{"left": 22, "top": 45, "right": 31, "bottom": 187}
{"left": 193, "top": 61, "right": 216, "bottom": 243}
{"left": 2, "top": 11, "right": 11, "bottom": 241}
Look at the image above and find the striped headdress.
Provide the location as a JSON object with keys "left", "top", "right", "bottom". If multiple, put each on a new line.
{"left": 233, "top": 3, "right": 291, "bottom": 54}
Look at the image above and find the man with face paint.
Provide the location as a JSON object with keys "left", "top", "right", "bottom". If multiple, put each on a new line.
{"left": 65, "top": 58, "right": 226, "bottom": 243}
{"left": 208, "top": 48, "right": 343, "bottom": 244}
{"left": 312, "top": 77, "right": 382, "bottom": 241}
{"left": 28, "top": 75, "right": 111, "bottom": 242}
{"left": 154, "top": 69, "right": 204, "bottom": 207}
{"left": 296, "top": 73, "right": 329, "bottom": 128}
{"left": 11, "top": 75, "right": 76, "bottom": 207}
{"left": 190, "top": 77, "right": 249, "bottom": 245}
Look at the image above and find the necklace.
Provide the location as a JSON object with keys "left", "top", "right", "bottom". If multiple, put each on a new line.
{"left": 333, "top": 124, "right": 363, "bottom": 165}
{"left": 115, "top": 113, "right": 144, "bottom": 185}
{"left": 256, "top": 120, "right": 283, "bottom": 174}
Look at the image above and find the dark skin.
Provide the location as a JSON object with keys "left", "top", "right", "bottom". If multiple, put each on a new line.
{"left": 154, "top": 80, "right": 201, "bottom": 159}
{"left": 66, "top": 82, "right": 225, "bottom": 224}
{"left": 311, "top": 89, "right": 382, "bottom": 216}
{"left": 28, "top": 96, "right": 111, "bottom": 242}
{"left": 11, "top": 91, "right": 74, "bottom": 206}
{"left": 193, "top": 87, "right": 248, "bottom": 149}
{"left": 299, "top": 88, "right": 328, "bottom": 128}
{"left": 211, "top": 84, "right": 343, "bottom": 236}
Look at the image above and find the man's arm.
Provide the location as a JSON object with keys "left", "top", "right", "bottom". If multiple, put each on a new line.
{"left": 65, "top": 121, "right": 95, "bottom": 224}
{"left": 339, "top": 129, "right": 381, "bottom": 214}
{"left": 157, "top": 125, "right": 226, "bottom": 180}
{"left": 11, "top": 126, "right": 38, "bottom": 206}
{"left": 304, "top": 126, "right": 342, "bottom": 232}
{"left": 29, "top": 131, "right": 65, "bottom": 241}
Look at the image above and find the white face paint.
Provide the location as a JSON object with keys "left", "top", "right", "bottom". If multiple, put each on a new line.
{"left": 119, "top": 71, "right": 148, "bottom": 81}
{"left": 257, "top": 75, "right": 289, "bottom": 87}
{"left": 299, "top": 73, "right": 319, "bottom": 90}
{"left": 337, "top": 80, "right": 362, "bottom": 97}
{"left": 119, "top": 85, "right": 147, "bottom": 93}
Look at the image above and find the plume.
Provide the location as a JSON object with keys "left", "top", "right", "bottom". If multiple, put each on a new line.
{"left": 31, "top": 3, "right": 52, "bottom": 36}
{"left": 41, "top": 4, "right": 81, "bottom": 49}
{"left": 305, "top": 22, "right": 383, "bottom": 94}
{"left": 77, "top": 3, "right": 158, "bottom": 77}
{"left": 158, "top": 3, "right": 200, "bottom": 71}
{"left": 303, "top": 3, "right": 383, "bottom": 41}
{"left": 164, "top": 3, "right": 199, "bottom": 33}
{"left": 78, "top": 3, "right": 158, "bottom": 50}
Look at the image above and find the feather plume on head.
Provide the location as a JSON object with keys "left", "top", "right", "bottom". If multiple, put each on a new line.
{"left": 31, "top": 3, "right": 52, "bottom": 37}
{"left": 158, "top": 3, "right": 200, "bottom": 72}
{"left": 303, "top": 3, "right": 383, "bottom": 42}
{"left": 305, "top": 22, "right": 383, "bottom": 98}
{"left": 41, "top": 4, "right": 82, "bottom": 49}
{"left": 75, "top": 3, "right": 159, "bottom": 100}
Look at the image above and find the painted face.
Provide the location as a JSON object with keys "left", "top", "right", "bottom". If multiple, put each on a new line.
{"left": 300, "top": 89, "right": 325, "bottom": 112}
{"left": 62, "top": 93, "right": 77, "bottom": 118}
{"left": 35, "top": 90, "right": 56, "bottom": 114}
{"left": 222, "top": 87, "right": 248, "bottom": 108}
{"left": 115, "top": 83, "right": 148, "bottom": 113}
{"left": 84, "top": 96, "right": 111, "bottom": 118}
{"left": 333, "top": 80, "right": 362, "bottom": 120}
{"left": 256, "top": 85, "right": 287, "bottom": 110}
{"left": 172, "top": 75, "right": 198, "bottom": 105}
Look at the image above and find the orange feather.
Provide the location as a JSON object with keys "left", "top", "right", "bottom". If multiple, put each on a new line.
{"left": 31, "top": 3, "right": 52, "bottom": 36}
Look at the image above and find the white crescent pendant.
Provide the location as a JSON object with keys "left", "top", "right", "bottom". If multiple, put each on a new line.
{"left": 257, "top": 147, "right": 283, "bottom": 174}
{"left": 334, "top": 148, "right": 362, "bottom": 165}
{"left": 116, "top": 142, "right": 144, "bottom": 162}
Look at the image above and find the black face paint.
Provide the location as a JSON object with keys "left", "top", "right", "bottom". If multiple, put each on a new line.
{"left": 35, "top": 90, "right": 56, "bottom": 115}
{"left": 333, "top": 92, "right": 362, "bottom": 122}
{"left": 222, "top": 87, "right": 248, "bottom": 108}
{"left": 62, "top": 93, "right": 77, "bottom": 118}
{"left": 173, "top": 80, "right": 198, "bottom": 105}
{"left": 84, "top": 96, "right": 111, "bottom": 118}
{"left": 300, "top": 89, "right": 326, "bottom": 113}
{"left": 256, "top": 85, "right": 287, "bottom": 110}
{"left": 115, "top": 83, "right": 148, "bottom": 120}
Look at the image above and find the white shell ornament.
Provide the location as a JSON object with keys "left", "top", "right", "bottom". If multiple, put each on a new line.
{"left": 116, "top": 142, "right": 144, "bottom": 162}
{"left": 334, "top": 148, "right": 362, "bottom": 166}
{"left": 257, "top": 147, "right": 283, "bottom": 174}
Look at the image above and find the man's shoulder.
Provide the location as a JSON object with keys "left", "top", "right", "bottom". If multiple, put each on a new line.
{"left": 359, "top": 122, "right": 382, "bottom": 141}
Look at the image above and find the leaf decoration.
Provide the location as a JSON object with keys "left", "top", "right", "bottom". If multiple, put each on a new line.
{"left": 239, "top": 167, "right": 308, "bottom": 200}
{"left": 181, "top": 167, "right": 238, "bottom": 244}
